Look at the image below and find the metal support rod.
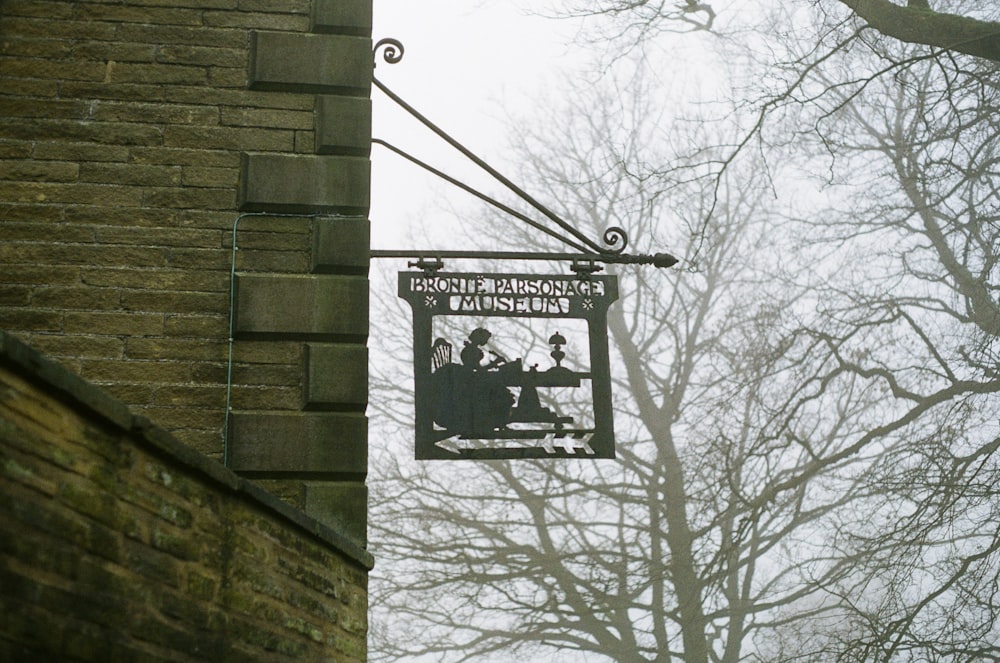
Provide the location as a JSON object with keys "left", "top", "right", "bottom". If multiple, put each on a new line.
{"left": 371, "top": 249, "right": 678, "bottom": 269}
{"left": 373, "top": 76, "right": 627, "bottom": 256}
{"left": 372, "top": 139, "right": 590, "bottom": 254}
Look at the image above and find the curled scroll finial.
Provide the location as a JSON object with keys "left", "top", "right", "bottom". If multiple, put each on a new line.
{"left": 601, "top": 227, "right": 628, "bottom": 255}
{"left": 374, "top": 38, "right": 404, "bottom": 66}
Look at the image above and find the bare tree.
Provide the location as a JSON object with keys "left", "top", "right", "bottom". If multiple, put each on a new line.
{"left": 552, "top": 0, "right": 1000, "bottom": 63}
{"left": 366, "top": 3, "right": 999, "bottom": 660}
{"left": 542, "top": 2, "right": 1000, "bottom": 270}
{"left": 828, "top": 0, "right": 1000, "bottom": 62}
{"left": 749, "top": 32, "right": 1000, "bottom": 660}
{"left": 367, "top": 64, "right": 913, "bottom": 661}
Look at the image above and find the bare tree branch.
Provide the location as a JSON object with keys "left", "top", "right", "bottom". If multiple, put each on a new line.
{"left": 838, "top": 0, "right": 1000, "bottom": 62}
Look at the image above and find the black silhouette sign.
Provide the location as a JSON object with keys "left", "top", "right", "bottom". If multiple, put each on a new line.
{"left": 399, "top": 271, "right": 619, "bottom": 459}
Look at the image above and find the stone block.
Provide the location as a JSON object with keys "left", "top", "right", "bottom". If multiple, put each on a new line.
{"left": 305, "top": 343, "right": 367, "bottom": 409}
{"left": 234, "top": 273, "right": 368, "bottom": 340}
{"left": 315, "top": 96, "right": 371, "bottom": 156}
{"left": 239, "top": 152, "right": 370, "bottom": 214}
{"left": 312, "top": 0, "right": 372, "bottom": 36}
{"left": 311, "top": 216, "right": 369, "bottom": 273}
{"left": 304, "top": 481, "right": 367, "bottom": 546}
{"left": 249, "top": 31, "right": 371, "bottom": 95}
{"left": 228, "top": 412, "right": 367, "bottom": 479}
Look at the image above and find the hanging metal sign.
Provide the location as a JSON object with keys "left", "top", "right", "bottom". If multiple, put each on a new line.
{"left": 399, "top": 270, "right": 620, "bottom": 460}
{"left": 374, "top": 38, "right": 676, "bottom": 460}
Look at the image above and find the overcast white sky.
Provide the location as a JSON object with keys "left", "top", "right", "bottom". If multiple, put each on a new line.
{"left": 369, "top": 1, "right": 591, "bottom": 249}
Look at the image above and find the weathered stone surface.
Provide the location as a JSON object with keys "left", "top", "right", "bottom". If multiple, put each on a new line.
{"left": 312, "top": 0, "right": 373, "bottom": 35}
{"left": 304, "top": 481, "right": 368, "bottom": 546}
{"left": 239, "top": 152, "right": 370, "bottom": 214}
{"left": 315, "top": 95, "right": 371, "bottom": 156}
{"left": 1, "top": 4, "right": 376, "bottom": 653}
{"left": 0, "top": 332, "right": 371, "bottom": 663}
{"left": 249, "top": 31, "right": 371, "bottom": 94}
{"left": 234, "top": 273, "right": 368, "bottom": 340}
{"left": 228, "top": 412, "right": 367, "bottom": 479}
{"left": 0, "top": 331, "right": 133, "bottom": 431}
{"left": 0, "top": 7, "right": 374, "bottom": 456}
{"left": 305, "top": 343, "right": 367, "bottom": 409}
{"left": 312, "top": 216, "right": 370, "bottom": 272}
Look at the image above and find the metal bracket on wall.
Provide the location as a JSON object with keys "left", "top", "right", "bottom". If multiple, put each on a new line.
{"left": 370, "top": 249, "right": 679, "bottom": 272}
{"left": 369, "top": 39, "right": 680, "bottom": 461}
{"left": 371, "top": 38, "right": 679, "bottom": 270}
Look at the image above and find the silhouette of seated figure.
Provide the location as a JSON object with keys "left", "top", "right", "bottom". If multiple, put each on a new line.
{"left": 430, "top": 327, "right": 514, "bottom": 436}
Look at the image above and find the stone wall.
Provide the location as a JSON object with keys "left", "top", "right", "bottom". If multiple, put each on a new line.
{"left": 0, "top": 0, "right": 372, "bottom": 539}
{"left": 0, "top": 330, "right": 372, "bottom": 661}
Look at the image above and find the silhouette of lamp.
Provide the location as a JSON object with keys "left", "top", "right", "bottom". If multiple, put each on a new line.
{"left": 549, "top": 332, "right": 567, "bottom": 368}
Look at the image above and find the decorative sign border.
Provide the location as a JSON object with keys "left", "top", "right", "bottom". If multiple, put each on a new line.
{"left": 398, "top": 271, "right": 619, "bottom": 459}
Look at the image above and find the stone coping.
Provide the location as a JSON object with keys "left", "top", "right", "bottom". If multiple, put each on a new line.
{"left": 0, "top": 330, "right": 374, "bottom": 571}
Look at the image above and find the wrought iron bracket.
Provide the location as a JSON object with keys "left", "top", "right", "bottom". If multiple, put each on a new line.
{"left": 570, "top": 259, "right": 602, "bottom": 277}
{"left": 371, "top": 38, "right": 675, "bottom": 264}
{"left": 408, "top": 257, "right": 445, "bottom": 275}
{"left": 370, "top": 40, "right": 680, "bottom": 461}
{"left": 372, "top": 250, "right": 679, "bottom": 272}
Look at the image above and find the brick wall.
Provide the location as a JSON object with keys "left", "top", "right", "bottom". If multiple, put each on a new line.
{"left": 0, "top": 331, "right": 372, "bottom": 661}
{"left": 0, "top": 1, "right": 372, "bottom": 538}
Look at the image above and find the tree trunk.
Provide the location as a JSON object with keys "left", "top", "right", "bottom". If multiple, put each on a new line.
{"left": 838, "top": 0, "right": 1000, "bottom": 62}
